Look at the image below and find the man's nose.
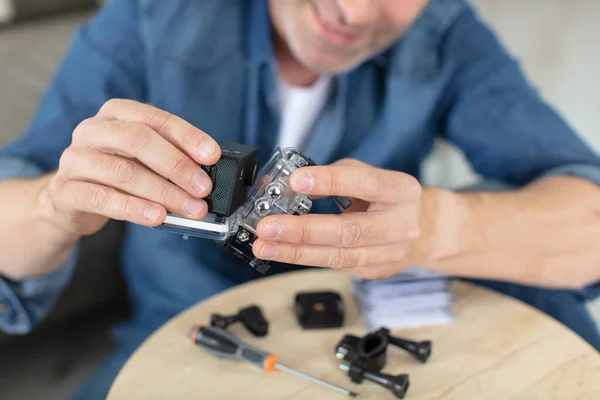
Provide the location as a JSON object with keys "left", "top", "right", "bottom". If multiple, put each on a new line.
{"left": 336, "top": 0, "right": 378, "bottom": 27}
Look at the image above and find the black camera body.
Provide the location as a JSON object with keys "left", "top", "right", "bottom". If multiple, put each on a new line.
{"left": 201, "top": 141, "right": 259, "bottom": 217}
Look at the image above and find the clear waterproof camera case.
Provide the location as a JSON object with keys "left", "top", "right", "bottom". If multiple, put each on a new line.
{"left": 158, "top": 212, "right": 232, "bottom": 241}
{"left": 155, "top": 147, "right": 351, "bottom": 274}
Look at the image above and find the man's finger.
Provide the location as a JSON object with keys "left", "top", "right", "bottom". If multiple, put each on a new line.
{"left": 51, "top": 179, "right": 166, "bottom": 227}
{"left": 329, "top": 158, "right": 370, "bottom": 168}
{"left": 343, "top": 264, "right": 402, "bottom": 280}
{"left": 72, "top": 118, "right": 213, "bottom": 198}
{"left": 255, "top": 211, "right": 418, "bottom": 247}
{"left": 97, "top": 99, "right": 221, "bottom": 166}
{"left": 251, "top": 240, "right": 405, "bottom": 269}
{"left": 316, "top": 158, "right": 372, "bottom": 211}
{"left": 59, "top": 148, "right": 208, "bottom": 220}
{"left": 289, "top": 165, "right": 421, "bottom": 204}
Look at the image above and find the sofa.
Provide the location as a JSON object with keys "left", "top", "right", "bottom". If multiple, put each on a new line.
{"left": 0, "top": 3, "right": 134, "bottom": 399}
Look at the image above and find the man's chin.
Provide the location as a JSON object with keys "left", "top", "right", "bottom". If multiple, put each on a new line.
{"left": 293, "top": 47, "right": 365, "bottom": 75}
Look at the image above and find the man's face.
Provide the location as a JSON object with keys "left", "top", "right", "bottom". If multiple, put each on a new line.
{"left": 270, "top": 0, "right": 430, "bottom": 73}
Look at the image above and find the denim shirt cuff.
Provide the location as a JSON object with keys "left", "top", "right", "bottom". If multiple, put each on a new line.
{"left": 537, "top": 163, "right": 600, "bottom": 187}
{"left": 537, "top": 163, "right": 600, "bottom": 301}
{"left": 0, "top": 246, "right": 79, "bottom": 334}
{"left": 0, "top": 156, "right": 79, "bottom": 334}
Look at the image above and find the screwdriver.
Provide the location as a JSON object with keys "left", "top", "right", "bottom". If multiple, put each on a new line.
{"left": 190, "top": 324, "right": 361, "bottom": 398}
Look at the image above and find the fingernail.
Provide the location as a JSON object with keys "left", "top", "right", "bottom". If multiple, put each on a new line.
{"left": 262, "top": 221, "right": 282, "bottom": 239}
{"left": 260, "top": 242, "right": 278, "bottom": 259}
{"left": 197, "top": 141, "right": 215, "bottom": 159}
{"left": 294, "top": 173, "right": 314, "bottom": 192}
{"left": 184, "top": 199, "right": 204, "bottom": 217}
{"left": 192, "top": 170, "right": 211, "bottom": 193}
{"left": 144, "top": 206, "right": 161, "bottom": 221}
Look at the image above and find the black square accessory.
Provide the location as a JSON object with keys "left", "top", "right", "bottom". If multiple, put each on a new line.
{"left": 201, "top": 141, "right": 259, "bottom": 217}
{"left": 294, "top": 291, "right": 344, "bottom": 329}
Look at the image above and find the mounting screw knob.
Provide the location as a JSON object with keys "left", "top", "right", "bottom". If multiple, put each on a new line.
{"left": 237, "top": 230, "right": 250, "bottom": 243}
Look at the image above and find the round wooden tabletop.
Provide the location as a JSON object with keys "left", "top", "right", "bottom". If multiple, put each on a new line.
{"left": 107, "top": 269, "right": 600, "bottom": 400}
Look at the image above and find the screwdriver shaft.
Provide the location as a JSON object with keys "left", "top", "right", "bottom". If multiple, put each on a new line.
{"left": 275, "top": 362, "right": 360, "bottom": 398}
{"left": 191, "top": 325, "right": 360, "bottom": 398}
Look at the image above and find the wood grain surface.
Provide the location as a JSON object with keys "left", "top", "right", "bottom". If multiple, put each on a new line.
{"left": 107, "top": 269, "right": 600, "bottom": 400}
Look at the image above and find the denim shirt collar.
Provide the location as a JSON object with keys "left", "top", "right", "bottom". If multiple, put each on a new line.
{"left": 248, "top": 0, "right": 275, "bottom": 67}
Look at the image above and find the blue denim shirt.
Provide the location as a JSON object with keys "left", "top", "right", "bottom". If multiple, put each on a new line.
{"left": 2, "top": 0, "right": 600, "bottom": 350}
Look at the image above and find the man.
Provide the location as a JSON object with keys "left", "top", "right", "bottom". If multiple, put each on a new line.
{"left": 1, "top": 0, "right": 599, "bottom": 397}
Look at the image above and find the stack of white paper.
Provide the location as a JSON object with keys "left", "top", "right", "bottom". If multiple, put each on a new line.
{"left": 352, "top": 267, "right": 456, "bottom": 330}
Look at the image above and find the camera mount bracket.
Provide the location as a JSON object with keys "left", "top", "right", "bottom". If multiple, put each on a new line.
{"left": 155, "top": 145, "right": 352, "bottom": 274}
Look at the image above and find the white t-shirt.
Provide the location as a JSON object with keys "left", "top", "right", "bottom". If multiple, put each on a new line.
{"left": 275, "top": 74, "right": 333, "bottom": 151}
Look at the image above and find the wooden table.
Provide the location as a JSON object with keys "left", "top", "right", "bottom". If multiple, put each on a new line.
{"left": 107, "top": 269, "right": 600, "bottom": 400}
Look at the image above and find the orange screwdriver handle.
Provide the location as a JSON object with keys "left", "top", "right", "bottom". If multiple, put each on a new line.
{"left": 190, "top": 324, "right": 277, "bottom": 371}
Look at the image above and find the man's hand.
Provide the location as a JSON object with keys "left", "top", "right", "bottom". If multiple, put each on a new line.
{"left": 43, "top": 99, "right": 220, "bottom": 237}
{"left": 252, "top": 157, "right": 600, "bottom": 289}
{"left": 252, "top": 159, "right": 447, "bottom": 279}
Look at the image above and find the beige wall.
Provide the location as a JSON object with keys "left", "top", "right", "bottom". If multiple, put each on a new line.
{"left": 423, "top": 0, "right": 600, "bottom": 188}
